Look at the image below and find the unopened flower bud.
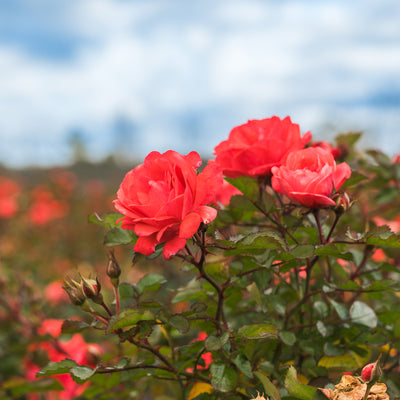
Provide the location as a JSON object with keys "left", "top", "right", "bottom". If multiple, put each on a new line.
{"left": 332, "top": 191, "right": 352, "bottom": 214}
{"left": 85, "top": 344, "right": 102, "bottom": 365}
{"left": 63, "top": 279, "right": 86, "bottom": 306}
{"left": 107, "top": 251, "right": 121, "bottom": 284}
{"left": 81, "top": 276, "right": 103, "bottom": 303}
{"left": 361, "top": 360, "right": 382, "bottom": 382}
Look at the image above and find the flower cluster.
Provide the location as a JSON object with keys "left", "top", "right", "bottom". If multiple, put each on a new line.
{"left": 115, "top": 116, "right": 352, "bottom": 258}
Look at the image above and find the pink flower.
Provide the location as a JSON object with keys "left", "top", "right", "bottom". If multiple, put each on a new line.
{"left": 271, "top": 147, "right": 351, "bottom": 208}
{"left": 114, "top": 151, "right": 222, "bottom": 259}
{"left": 214, "top": 116, "right": 311, "bottom": 178}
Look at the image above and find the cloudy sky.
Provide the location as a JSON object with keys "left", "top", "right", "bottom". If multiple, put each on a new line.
{"left": 1, "top": 0, "right": 400, "bottom": 167}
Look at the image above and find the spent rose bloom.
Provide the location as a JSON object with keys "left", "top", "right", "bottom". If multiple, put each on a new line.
{"left": 114, "top": 150, "right": 222, "bottom": 259}
{"left": 214, "top": 116, "right": 311, "bottom": 178}
{"left": 271, "top": 147, "right": 351, "bottom": 208}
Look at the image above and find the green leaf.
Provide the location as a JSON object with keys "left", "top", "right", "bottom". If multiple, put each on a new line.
{"left": 136, "top": 273, "right": 166, "bottom": 295}
{"left": 329, "top": 298, "right": 349, "bottom": 321}
{"left": 168, "top": 314, "right": 190, "bottom": 334}
{"left": 340, "top": 172, "right": 369, "bottom": 189}
{"left": 237, "top": 324, "right": 278, "bottom": 340}
{"left": 284, "top": 366, "right": 327, "bottom": 400}
{"left": 232, "top": 354, "right": 253, "bottom": 378}
{"left": 37, "top": 359, "right": 77, "bottom": 377}
{"left": 210, "top": 362, "right": 238, "bottom": 392}
{"left": 279, "top": 331, "right": 296, "bottom": 346}
{"left": 246, "top": 282, "right": 263, "bottom": 307}
{"left": 61, "top": 320, "right": 90, "bottom": 334}
{"left": 225, "top": 176, "right": 258, "bottom": 200}
{"left": 335, "top": 132, "right": 362, "bottom": 146}
{"left": 225, "top": 232, "right": 286, "bottom": 256}
{"left": 313, "top": 301, "right": 329, "bottom": 319}
{"left": 318, "top": 353, "right": 359, "bottom": 370}
{"left": 366, "top": 233, "right": 400, "bottom": 248}
{"left": 205, "top": 332, "right": 230, "bottom": 352}
{"left": 350, "top": 301, "right": 378, "bottom": 328}
{"left": 290, "top": 244, "right": 314, "bottom": 259}
{"left": 314, "top": 243, "right": 353, "bottom": 260}
{"left": 254, "top": 370, "right": 281, "bottom": 400}
{"left": 88, "top": 212, "right": 122, "bottom": 228}
{"left": 107, "top": 309, "right": 154, "bottom": 333}
{"left": 104, "top": 227, "right": 136, "bottom": 247}
{"left": 70, "top": 365, "right": 96, "bottom": 384}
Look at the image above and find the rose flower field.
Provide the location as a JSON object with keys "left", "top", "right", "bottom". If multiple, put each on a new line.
{"left": 1, "top": 116, "right": 400, "bottom": 399}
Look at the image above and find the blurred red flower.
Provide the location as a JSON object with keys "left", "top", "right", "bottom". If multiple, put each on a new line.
{"left": 25, "top": 319, "right": 102, "bottom": 400}
{"left": 0, "top": 177, "right": 20, "bottom": 219}
{"left": 28, "top": 187, "right": 69, "bottom": 226}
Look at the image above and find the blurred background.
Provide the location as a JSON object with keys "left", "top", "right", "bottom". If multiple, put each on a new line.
{"left": 0, "top": 0, "right": 399, "bottom": 169}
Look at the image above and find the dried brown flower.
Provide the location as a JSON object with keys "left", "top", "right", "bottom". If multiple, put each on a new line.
{"left": 327, "top": 375, "right": 389, "bottom": 400}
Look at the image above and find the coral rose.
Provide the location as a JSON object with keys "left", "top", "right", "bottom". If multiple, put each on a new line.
{"left": 271, "top": 147, "right": 351, "bottom": 208}
{"left": 214, "top": 116, "right": 311, "bottom": 178}
{"left": 114, "top": 150, "right": 222, "bottom": 259}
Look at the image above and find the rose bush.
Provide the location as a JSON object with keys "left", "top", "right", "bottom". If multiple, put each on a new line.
{"left": 3, "top": 117, "right": 400, "bottom": 399}
{"left": 113, "top": 150, "right": 224, "bottom": 259}
{"left": 214, "top": 116, "right": 311, "bottom": 178}
{"left": 271, "top": 146, "right": 352, "bottom": 208}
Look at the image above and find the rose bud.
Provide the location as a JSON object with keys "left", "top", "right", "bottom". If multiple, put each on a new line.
{"left": 361, "top": 360, "right": 382, "bottom": 382}
{"left": 107, "top": 251, "right": 121, "bottom": 285}
{"left": 63, "top": 279, "right": 86, "bottom": 306}
{"left": 81, "top": 276, "right": 103, "bottom": 304}
{"left": 332, "top": 191, "right": 352, "bottom": 215}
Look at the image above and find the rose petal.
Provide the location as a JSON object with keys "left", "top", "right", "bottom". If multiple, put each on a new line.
{"left": 333, "top": 162, "right": 352, "bottom": 190}
{"left": 179, "top": 212, "right": 202, "bottom": 239}
{"left": 289, "top": 192, "right": 336, "bottom": 208}
{"left": 134, "top": 235, "right": 158, "bottom": 255}
{"left": 198, "top": 205, "right": 217, "bottom": 224}
{"left": 163, "top": 237, "right": 187, "bottom": 259}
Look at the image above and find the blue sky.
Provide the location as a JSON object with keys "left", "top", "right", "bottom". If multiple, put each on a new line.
{"left": 1, "top": 0, "right": 400, "bottom": 167}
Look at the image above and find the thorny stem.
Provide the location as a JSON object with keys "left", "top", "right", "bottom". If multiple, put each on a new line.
{"left": 313, "top": 209, "right": 325, "bottom": 244}
{"left": 89, "top": 311, "right": 109, "bottom": 326}
{"left": 187, "top": 232, "right": 228, "bottom": 332}
{"left": 96, "top": 364, "right": 209, "bottom": 383}
{"left": 101, "top": 301, "right": 113, "bottom": 317}
{"left": 350, "top": 245, "right": 374, "bottom": 280}
{"left": 326, "top": 211, "right": 342, "bottom": 242}
{"left": 251, "top": 200, "right": 299, "bottom": 245}
{"left": 129, "top": 338, "right": 185, "bottom": 391}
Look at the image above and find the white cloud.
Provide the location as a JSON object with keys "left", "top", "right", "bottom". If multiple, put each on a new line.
{"left": 0, "top": 0, "right": 399, "bottom": 167}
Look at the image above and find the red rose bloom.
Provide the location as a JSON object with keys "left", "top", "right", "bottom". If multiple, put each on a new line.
{"left": 271, "top": 147, "right": 351, "bottom": 208}
{"left": 214, "top": 116, "right": 311, "bottom": 178}
{"left": 114, "top": 151, "right": 222, "bottom": 259}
